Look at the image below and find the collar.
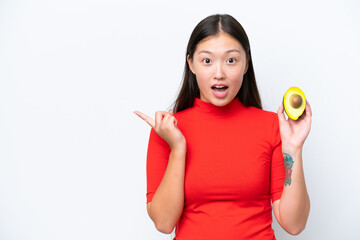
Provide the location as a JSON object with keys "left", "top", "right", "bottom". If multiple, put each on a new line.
{"left": 193, "top": 97, "right": 244, "bottom": 116}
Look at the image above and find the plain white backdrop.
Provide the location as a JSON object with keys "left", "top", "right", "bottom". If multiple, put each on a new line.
{"left": 1, "top": 0, "right": 360, "bottom": 239}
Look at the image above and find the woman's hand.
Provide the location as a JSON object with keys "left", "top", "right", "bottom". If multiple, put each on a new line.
{"left": 277, "top": 100, "right": 312, "bottom": 152}
{"left": 134, "top": 109, "right": 186, "bottom": 150}
{"left": 275, "top": 101, "right": 312, "bottom": 234}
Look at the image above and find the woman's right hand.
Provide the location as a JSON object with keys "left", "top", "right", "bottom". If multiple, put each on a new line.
{"left": 133, "top": 109, "right": 186, "bottom": 150}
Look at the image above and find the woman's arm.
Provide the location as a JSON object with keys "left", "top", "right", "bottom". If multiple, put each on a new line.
{"left": 147, "top": 145, "right": 186, "bottom": 234}
{"left": 134, "top": 109, "right": 186, "bottom": 234}
{"left": 272, "top": 149, "right": 310, "bottom": 235}
{"left": 273, "top": 101, "right": 312, "bottom": 235}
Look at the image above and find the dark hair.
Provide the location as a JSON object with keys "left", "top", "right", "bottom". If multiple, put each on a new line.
{"left": 172, "top": 14, "right": 262, "bottom": 113}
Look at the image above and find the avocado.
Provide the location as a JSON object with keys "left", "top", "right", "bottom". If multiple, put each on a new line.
{"left": 283, "top": 87, "right": 306, "bottom": 120}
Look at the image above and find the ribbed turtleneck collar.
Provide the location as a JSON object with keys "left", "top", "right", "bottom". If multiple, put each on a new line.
{"left": 193, "top": 97, "right": 244, "bottom": 116}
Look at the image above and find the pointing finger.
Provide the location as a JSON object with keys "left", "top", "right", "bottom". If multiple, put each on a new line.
{"left": 133, "top": 111, "right": 155, "bottom": 128}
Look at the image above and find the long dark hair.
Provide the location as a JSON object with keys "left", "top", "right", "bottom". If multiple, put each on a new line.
{"left": 172, "top": 14, "right": 262, "bottom": 113}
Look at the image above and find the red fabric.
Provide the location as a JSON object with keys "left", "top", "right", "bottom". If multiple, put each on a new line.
{"left": 146, "top": 97, "right": 284, "bottom": 240}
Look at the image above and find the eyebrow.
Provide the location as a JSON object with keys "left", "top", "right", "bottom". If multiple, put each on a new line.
{"left": 198, "top": 49, "right": 242, "bottom": 55}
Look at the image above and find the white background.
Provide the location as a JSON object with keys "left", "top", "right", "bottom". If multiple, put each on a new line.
{"left": 1, "top": 0, "right": 360, "bottom": 239}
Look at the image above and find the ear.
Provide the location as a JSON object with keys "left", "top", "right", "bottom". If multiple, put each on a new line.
{"left": 187, "top": 55, "right": 196, "bottom": 75}
{"left": 244, "top": 59, "right": 249, "bottom": 75}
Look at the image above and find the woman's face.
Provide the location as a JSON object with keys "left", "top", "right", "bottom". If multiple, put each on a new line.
{"left": 188, "top": 32, "right": 248, "bottom": 107}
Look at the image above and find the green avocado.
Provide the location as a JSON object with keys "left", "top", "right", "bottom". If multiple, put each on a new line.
{"left": 283, "top": 87, "right": 306, "bottom": 120}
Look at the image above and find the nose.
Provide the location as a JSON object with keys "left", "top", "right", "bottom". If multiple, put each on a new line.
{"left": 214, "top": 63, "right": 225, "bottom": 80}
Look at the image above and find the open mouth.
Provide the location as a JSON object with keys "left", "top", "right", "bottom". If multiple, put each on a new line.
{"left": 211, "top": 86, "right": 228, "bottom": 92}
{"left": 211, "top": 85, "right": 229, "bottom": 98}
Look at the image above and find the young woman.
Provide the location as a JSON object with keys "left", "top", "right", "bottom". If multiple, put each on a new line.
{"left": 134, "top": 14, "right": 311, "bottom": 240}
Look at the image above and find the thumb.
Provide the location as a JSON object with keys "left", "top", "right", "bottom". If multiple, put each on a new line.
{"left": 277, "top": 102, "right": 286, "bottom": 123}
{"left": 168, "top": 109, "right": 178, "bottom": 126}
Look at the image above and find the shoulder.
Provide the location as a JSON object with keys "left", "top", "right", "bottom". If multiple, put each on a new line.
{"left": 173, "top": 106, "right": 196, "bottom": 120}
{"left": 245, "top": 107, "right": 280, "bottom": 144}
{"left": 245, "top": 106, "right": 278, "bottom": 124}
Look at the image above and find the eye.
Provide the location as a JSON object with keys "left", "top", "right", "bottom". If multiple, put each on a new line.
{"left": 202, "top": 58, "right": 211, "bottom": 64}
{"left": 227, "top": 58, "right": 236, "bottom": 64}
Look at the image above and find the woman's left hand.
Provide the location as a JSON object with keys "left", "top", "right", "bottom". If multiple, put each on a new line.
{"left": 277, "top": 100, "right": 312, "bottom": 152}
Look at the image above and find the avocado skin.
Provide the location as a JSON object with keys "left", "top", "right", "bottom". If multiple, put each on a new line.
{"left": 283, "top": 87, "right": 306, "bottom": 120}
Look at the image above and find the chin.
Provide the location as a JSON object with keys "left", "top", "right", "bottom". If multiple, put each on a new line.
{"left": 210, "top": 97, "right": 232, "bottom": 106}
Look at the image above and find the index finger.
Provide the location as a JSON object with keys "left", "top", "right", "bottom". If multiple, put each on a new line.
{"left": 133, "top": 111, "right": 155, "bottom": 128}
